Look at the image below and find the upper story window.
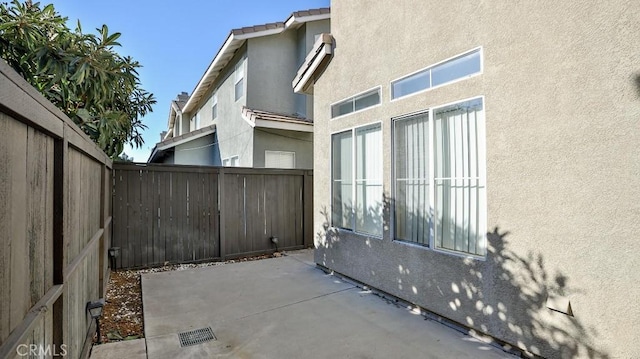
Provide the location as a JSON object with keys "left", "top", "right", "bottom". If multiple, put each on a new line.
{"left": 391, "top": 48, "right": 482, "bottom": 100}
{"left": 194, "top": 112, "right": 201, "bottom": 130}
{"left": 212, "top": 93, "right": 218, "bottom": 120}
{"left": 235, "top": 60, "right": 244, "bottom": 101}
{"left": 331, "top": 87, "right": 381, "bottom": 118}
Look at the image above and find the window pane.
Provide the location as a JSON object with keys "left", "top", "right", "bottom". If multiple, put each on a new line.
{"left": 392, "top": 70, "right": 430, "bottom": 99}
{"left": 331, "top": 89, "right": 380, "bottom": 118}
{"left": 434, "top": 98, "right": 485, "bottom": 255}
{"left": 332, "top": 131, "right": 353, "bottom": 229}
{"left": 431, "top": 50, "right": 481, "bottom": 87}
{"left": 355, "top": 124, "right": 382, "bottom": 236}
{"left": 332, "top": 101, "right": 354, "bottom": 118}
{"left": 394, "top": 113, "right": 430, "bottom": 244}
{"left": 235, "top": 78, "right": 244, "bottom": 101}
{"left": 212, "top": 104, "right": 217, "bottom": 119}
{"left": 354, "top": 90, "right": 380, "bottom": 111}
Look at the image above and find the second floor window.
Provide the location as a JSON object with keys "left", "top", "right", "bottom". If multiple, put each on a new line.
{"left": 235, "top": 61, "right": 244, "bottom": 101}
{"left": 212, "top": 93, "right": 218, "bottom": 120}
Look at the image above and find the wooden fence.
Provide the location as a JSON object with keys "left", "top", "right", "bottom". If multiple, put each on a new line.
{"left": 112, "top": 163, "right": 313, "bottom": 269}
{"left": 0, "top": 61, "right": 112, "bottom": 358}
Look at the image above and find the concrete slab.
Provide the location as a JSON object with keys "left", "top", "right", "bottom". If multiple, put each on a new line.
{"left": 142, "top": 249, "right": 513, "bottom": 358}
{"left": 89, "top": 338, "right": 146, "bottom": 359}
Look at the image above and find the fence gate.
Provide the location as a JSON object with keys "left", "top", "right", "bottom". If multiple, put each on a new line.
{"left": 112, "top": 164, "right": 220, "bottom": 268}
{"left": 112, "top": 163, "right": 313, "bottom": 269}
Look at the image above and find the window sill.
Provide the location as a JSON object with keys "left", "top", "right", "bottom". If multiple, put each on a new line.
{"left": 392, "top": 239, "right": 486, "bottom": 261}
{"left": 331, "top": 226, "right": 383, "bottom": 241}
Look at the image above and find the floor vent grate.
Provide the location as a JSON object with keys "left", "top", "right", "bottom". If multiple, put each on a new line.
{"left": 178, "top": 327, "right": 216, "bottom": 347}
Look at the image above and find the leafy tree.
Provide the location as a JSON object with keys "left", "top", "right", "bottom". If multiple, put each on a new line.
{"left": 116, "top": 152, "right": 134, "bottom": 162}
{"left": 0, "top": 0, "right": 155, "bottom": 158}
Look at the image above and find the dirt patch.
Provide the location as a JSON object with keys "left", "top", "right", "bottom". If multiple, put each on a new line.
{"left": 98, "top": 253, "right": 281, "bottom": 343}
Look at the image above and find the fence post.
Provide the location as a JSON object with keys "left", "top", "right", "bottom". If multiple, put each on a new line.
{"left": 303, "top": 170, "right": 314, "bottom": 248}
{"left": 218, "top": 167, "right": 226, "bottom": 259}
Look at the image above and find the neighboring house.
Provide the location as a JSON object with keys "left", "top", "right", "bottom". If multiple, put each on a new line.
{"left": 148, "top": 8, "right": 330, "bottom": 168}
{"left": 297, "top": 1, "right": 640, "bottom": 358}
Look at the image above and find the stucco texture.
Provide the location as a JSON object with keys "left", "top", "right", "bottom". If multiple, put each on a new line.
{"left": 313, "top": 1, "right": 640, "bottom": 358}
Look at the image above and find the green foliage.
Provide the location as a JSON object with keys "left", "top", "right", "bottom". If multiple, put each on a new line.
{"left": 0, "top": 0, "right": 155, "bottom": 158}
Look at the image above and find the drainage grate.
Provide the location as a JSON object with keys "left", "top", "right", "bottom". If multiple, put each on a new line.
{"left": 178, "top": 327, "right": 216, "bottom": 347}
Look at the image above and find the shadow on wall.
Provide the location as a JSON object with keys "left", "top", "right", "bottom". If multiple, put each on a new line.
{"left": 316, "top": 200, "right": 610, "bottom": 358}
{"left": 459, "top": 228, "right": 610, "bottom": 358}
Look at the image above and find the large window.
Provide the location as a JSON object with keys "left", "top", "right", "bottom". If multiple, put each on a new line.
{"left": 391, "top": 48, "right": 481, "bottom": 100}
{"left": 332, "top": 123, "right": 383, "bottom": 237}
{"left": 393, "top": 98, "right": 486, "bottom": 257}
{"left": 331, "top": 88, "right": 381, "bottom": 118}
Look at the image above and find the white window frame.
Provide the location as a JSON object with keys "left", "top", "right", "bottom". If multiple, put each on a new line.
{"left": 390, "top": 47, "right": 483, "bottom": 102}
{"left": 222, "top": 155, "right": 239, "bottom": 167}
{"left": 234, "top": 59, "right": 244, "bottom": 101}
{"left": 330, "top": 121, "right": 384, "bottom": 238}
{"left": 193, "top": 112, "right": 201, "bottom": 130}
{"left": 391, "top": 96, "right": 486, "bottom": 260}
{"left": 330, "top": 86, "right": 382, "bottom": 120}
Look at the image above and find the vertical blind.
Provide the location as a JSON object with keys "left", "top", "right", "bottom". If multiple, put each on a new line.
{"left": 394, "top": 113, "right": 431, "bottom": 245}
{"left": 393, "top": 98, "right": 485, "bottom": 256}
{"left": 434, "top": 98, "right": 485, "bottom": 255}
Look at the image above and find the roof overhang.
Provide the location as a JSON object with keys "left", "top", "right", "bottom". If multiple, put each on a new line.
{"left": 292, "top": 33, "right": 334, "bottom": 95}
{"left": 148, "top": 125, "right": 216, "bottom": 163}
{"left": 242, "top": 107, "right": 313, "bottom": 133}
{"left": 182, "top": 8, "right": 330, "bottom": 115}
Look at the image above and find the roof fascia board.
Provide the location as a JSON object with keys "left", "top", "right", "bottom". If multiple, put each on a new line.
{"left": 183, "top": 27, "right": 286, "bottom": 114}
{"left": 285, "top": 13, "right": 330, "bottom": 28}
{"left": 255, "top": 119, "right": 313, "bottom": 132}
{"left": 157, "top": 128, "right": 216, "bottom": 151}
{"left": 182, "top": 32, "right": 237, "bottom": 114}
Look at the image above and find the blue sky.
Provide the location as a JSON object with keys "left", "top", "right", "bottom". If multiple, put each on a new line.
{"left": 48, "top": 0, "right": 330, "bottom": 161}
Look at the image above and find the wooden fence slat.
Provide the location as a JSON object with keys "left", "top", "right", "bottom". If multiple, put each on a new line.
{"left": 0, "top": 114, "right": 13, "bottom": 342}
{"left": 9, "top": 119, "right": 29, "bottom": 334}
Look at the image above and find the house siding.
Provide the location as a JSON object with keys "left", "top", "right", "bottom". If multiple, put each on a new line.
{"left": 313, "top": 1, "right": 640, "bottom": 358}
{"left": 188, "top": 45, "right": 253, "bottom": 167}
{"left": 253, "top": 128, "right": 313, "bottom": 169}
{"left": 246, "top": 31, "right": 299, "bottom": 116}
{"left": 173, "top": 134, "right": 216, "bottom": 166}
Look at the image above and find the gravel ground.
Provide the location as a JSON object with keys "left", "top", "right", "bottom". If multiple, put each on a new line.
{"left": 97, "top": 253, "right": 281, "bottom": 343}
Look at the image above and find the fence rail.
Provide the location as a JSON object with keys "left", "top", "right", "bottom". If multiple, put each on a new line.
{"left": 0, "top": 60, "right": 112, "bottom": 359}
{"left": 112, "top": 163, "right": 313, "bottom": 269}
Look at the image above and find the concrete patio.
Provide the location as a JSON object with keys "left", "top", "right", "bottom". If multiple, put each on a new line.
{"left": 94, "top": 249, "right": 514, "bottom": 358}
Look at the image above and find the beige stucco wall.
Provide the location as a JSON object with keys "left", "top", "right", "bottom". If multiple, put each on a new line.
{"left": 313, "top": 1, "right": 640, "bottom": 358}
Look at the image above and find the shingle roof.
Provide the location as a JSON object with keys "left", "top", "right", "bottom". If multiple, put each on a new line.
{"left": 292, "top": 8, "right": 330, "bottom": 17}
{"left": 232, "top": 22, "right": 284, "bottom": 36}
